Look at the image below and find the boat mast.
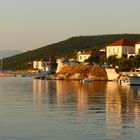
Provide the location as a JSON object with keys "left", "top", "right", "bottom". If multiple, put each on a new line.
{"left": 1, "top": 58, "right": 2, "bottom": 70}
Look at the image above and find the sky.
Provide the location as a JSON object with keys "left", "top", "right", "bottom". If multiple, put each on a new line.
{"left": 0, "top": 0, "right": 140, "bottom": 51}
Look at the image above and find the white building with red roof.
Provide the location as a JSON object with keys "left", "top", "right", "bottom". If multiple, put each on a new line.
{"left": 77, "top": 51, "right": 93, "bottom": 62}
{"left": 106, "top": 39, "right": 135, "bottom": 58}
{"left": 33, "top": 59, "right": 50, "bottom": 71}
{"left": 135, "top": 41, "right": 140, "bottom": 55}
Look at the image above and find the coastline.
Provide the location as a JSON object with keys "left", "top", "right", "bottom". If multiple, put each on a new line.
{"left": 44, "top": 65, "right": 119, "bottom": 81}
{"left": 0, "top": 73, "right": 15, "bottom": 77}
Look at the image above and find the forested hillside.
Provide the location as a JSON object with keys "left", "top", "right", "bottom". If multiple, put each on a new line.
{"left": 3, "top": 34, "right": 140, "bottom": 70}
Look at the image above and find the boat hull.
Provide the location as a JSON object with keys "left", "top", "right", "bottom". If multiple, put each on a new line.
{"left": 81, "top": 78, "right": 94, "bottom": 83}
{"left": 128, "top": 76, "right": 140, "bottom": 85}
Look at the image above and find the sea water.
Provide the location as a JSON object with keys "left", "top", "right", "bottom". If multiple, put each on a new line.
{"left": 0, "top": 77, "right": 140, "bottom": 140}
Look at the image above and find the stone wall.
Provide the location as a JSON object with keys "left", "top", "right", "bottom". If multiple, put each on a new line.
{"left": 105, "top": 68, "right": 119, "bottom": 80}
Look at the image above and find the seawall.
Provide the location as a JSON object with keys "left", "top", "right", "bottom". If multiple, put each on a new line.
{"left": 105, "top": 68, "right": 119, "bottom": 81}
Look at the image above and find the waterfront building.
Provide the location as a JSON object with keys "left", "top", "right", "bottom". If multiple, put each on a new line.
{"left": 127, "top": 41, "right": 140, "bottom": 59}
{"left": 135, "top": 41, "right": 140, "bottom": 55}
{"left": 56, "top": 58, "right": 77, "bottom": 73}
{"left": 77, "top": 51, "right": 92, "bottom": 62}
{"left": 106, "top": 39, "right": 135, "bottom": 58}
{"left": 33, "top": 59, "right": 50, "bottom": 71}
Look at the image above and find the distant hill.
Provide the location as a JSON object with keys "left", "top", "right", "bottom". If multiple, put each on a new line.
{"left": 3, "top": 34, "right": 140, "bottom": 70}
{"left": 0, "top": 50, "right": 22, "bottom": 59}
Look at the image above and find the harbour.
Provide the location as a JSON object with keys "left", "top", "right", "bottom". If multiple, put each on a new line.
{"left": 0, "top": 0, "right": 140, "bottom": 139}
{"left": 0, "top": 77, "right": 140, "bottom": 140}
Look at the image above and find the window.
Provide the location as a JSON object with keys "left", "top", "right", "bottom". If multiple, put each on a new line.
{"left": 124, "top": 48, "right": 127, "bottom": 53}
{"left": 108, "top": 48, "right": 110, "bottom": 53}
{"left": 80, "top": 56, "right": 82, "bottom": 60}
{"left": 117, "top": 48, "right": 119, "bottom": 53}
{"left": 113, "top": 48, "right": 115, "bottom": 53}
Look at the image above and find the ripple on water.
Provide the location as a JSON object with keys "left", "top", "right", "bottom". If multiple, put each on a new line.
{"left": 0, "top": 78, "right": 140, "bottom": 140}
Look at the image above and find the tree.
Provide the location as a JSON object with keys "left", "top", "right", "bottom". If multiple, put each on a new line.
{"left": 134, "top": 55, "right": 140, "bottom": 68}
{"left": 118, "top": 58, "right": 135, "bottom": 72}
{"left": 107, "top": 55, "right": 118, "bottom": 68}
{"left": 49, "top": 57, "right": 57, "bottom": 71}
{"left": 85, "top": 55, "right": 100, "bottom": 63}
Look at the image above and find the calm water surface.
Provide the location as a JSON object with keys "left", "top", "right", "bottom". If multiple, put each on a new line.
{"left": 0, "top": 77, "right": 140, "bottom": 140}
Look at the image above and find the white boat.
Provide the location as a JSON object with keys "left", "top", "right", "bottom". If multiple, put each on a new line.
{"left": 128, "top": 74, "right": 140, "bottom": 85}
{"left": 80, "top": 78, "right": 94, "bottom": 83}
{"left": 116, "top": 76, "right": 130, "bottom": 85}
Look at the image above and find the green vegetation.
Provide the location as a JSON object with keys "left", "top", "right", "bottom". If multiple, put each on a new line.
{"left": 107, "top": 55, "right": 140, "bottom": 72}
{"left": 107, "top": 55, "right": 118, "bottom": 68}
{"left": 117, "top": 58, "right": 135, "bottom": 71}
{"left": 85, "top": 50, "right": 100, "bottom": 63}
{"left": 3, "top": 34, "right": 140, "bottom": 70}
{"left": 118, "top": 55, "right": 140, "bottom": 71}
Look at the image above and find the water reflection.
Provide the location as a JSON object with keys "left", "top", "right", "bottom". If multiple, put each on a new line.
{"left": 1, "top": 78, "right": 140, "bottom": 140}
{"left": 33, "top": 80, "right": 140, "bottom": 136}
{"left": 105, "top": 83, "right": 140, "bottom": 137}
{"left": 33, "top": 80, "right": 107, "bottom": 113}
{"left": 130, "top": 86, "right": 140, "bottom": 122}
{"left": 33, "top": 80, "right": 57, "bottom": 109}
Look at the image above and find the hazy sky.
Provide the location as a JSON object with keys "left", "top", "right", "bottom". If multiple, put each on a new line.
{"left": 0, "top": 0, "right": 140, "bottom": 51}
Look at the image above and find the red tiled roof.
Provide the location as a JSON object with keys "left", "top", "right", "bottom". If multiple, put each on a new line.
{"left": 108, "top": 39, "right": 134, "bottom": 47}
{"left": 135, "top": 41, "right": 140, "bottom": 44}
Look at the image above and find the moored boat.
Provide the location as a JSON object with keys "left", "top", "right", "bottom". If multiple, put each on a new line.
{"left": 116, "top": 76, "right": 130, "bottom": 85}
{"left": 80, "top": 78, "right": 94, "bottom": 83}
{"left": 34, "top": 71, "right": 51, "bottom": 79}
{"left": 128, "top": 74, "right": 140, "bottom": 85}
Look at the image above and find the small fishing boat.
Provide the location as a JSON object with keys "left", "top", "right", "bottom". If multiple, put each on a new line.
{"left": 80, "top": 78, "right": 94, "bottom": 83}
{"left": 116, "top": 76, "right": 130, "bottom": 85}
{"left": 128, "top": 74, "right": 140, "bottom": 85}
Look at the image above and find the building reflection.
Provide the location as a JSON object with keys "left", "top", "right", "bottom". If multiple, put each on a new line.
{"left": 33, "top": 79, "right": 57, "bottom": 108}
{"left": 33, "top": 79, "right": 140, "bottom": 126}
{"left": 55, "top": 81, "right": 107, "bottom": 114}
{"left": 55, "top": 81, "right": 77, "bottom": 109}
{"left": 105, "top": 82, "right": 140, "bottom": 136}
{"left": 77, "top": 81, "right": 107, "bottom": 114}
{"left": 33, "top": 80, "right": 107, "bottom": 114}
{"left": 105, "top": 82, "right": 124, "bottom": 128}
{"left": 130, "top": 86, "right": 140, "bottom": 122}
{"left": 55, "top": 80, "right": 90, "bottom": 112}
{"left": 76, "top": 86, "right": 89, "bottom": 113}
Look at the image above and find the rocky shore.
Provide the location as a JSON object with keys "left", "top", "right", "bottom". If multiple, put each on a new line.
{"left": 45, "top": 64, "right": 109, "bottom": 80}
